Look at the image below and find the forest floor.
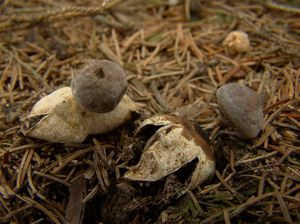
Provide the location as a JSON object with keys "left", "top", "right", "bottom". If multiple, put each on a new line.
{"left": 0, "top": 0, "right": 300, "bottom": 223}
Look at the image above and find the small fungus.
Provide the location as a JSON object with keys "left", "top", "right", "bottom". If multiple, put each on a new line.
{"left": 216, "top": 83, "right": 263, "bottom": 139}
{"left": 23, "top": 60, "right": 138, "bottom": 143}
{"left": 223, "top": 31, "right": 250, "bottom": 54}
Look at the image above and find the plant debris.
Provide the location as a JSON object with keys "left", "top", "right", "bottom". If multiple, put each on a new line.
{"left": 0, "top": 0, "right": 300, "bottom": 223}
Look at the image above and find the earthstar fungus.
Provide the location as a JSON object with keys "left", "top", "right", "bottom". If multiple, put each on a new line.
{"left": 24, "top": 60, "right": 138, "bottom": 143}
{"left": 216, "top": 83, "right": 264, "bottom": 139}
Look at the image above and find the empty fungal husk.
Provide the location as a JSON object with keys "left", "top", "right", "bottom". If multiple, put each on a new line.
{"left": 23, "top": 87, "right": 138, "bottom": 143}
{"left": 216, "top": 83, "right": 264, "bottom": 139}
{"left": 124, "top": 114, "right": 215, "bottom": 190}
